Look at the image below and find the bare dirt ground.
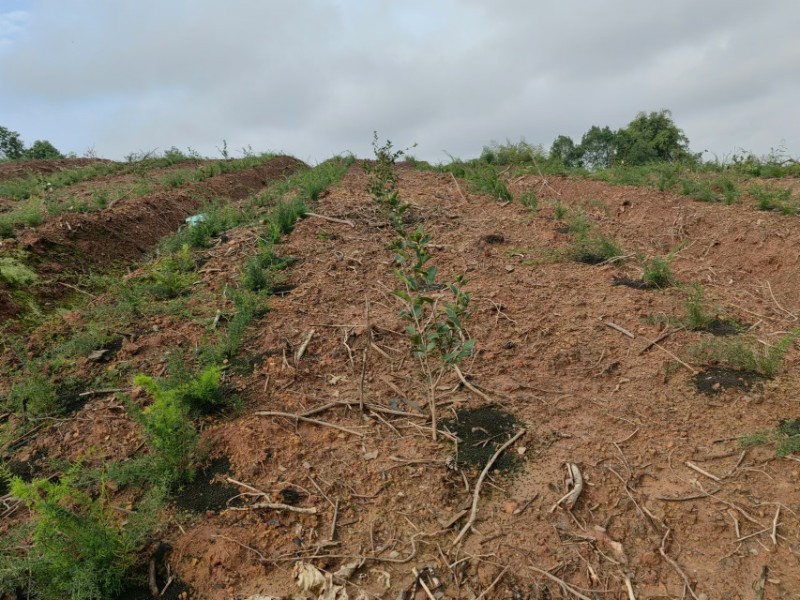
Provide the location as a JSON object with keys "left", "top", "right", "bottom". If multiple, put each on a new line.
{"left": 2, "top": 164, "right": 800, "bottom": 599}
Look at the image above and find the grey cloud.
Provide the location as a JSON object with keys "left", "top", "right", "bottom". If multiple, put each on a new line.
{"left": 0, "top": 0, "right": 797, "bottom": 160}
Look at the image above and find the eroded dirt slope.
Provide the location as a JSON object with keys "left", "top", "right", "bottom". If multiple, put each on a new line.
{"left": 3, "top": 165, "right": 800, "bottom": 599}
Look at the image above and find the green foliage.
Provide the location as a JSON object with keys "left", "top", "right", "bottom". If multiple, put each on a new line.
{"left": 553, "top": 200, "right": 567, "bottom": 220}
{"left": 26, "top": 139, "right": 63, "bottom": 160}
{"left": 640, "top": 254, "right": 676, "bottom": 288}
{"left": 750, "top": 184, "right": 797, "bottom": 214}
{"left": 569, "top": 232, "right": 624, "bottom": 264}
{"left": 0, "top": 125, "right": 25, "bottom": 160}
{"left": 550, "top": 135, "right": 583, "bottom": 168}
{"left": 7, "top": 465, "right": 134, "bottom": 599}
{"left": 464, "top": 163, "right": 513, "bottom": 201}
{"left": 0, "top": 257, "right": 38, "bottom": 287}
{"left": 132, "top": 374, "right": 199, "bottom": 486}
{"left": 739, "top": 421, "right": 800, "bottom": 458}
{"left": 519, "top": 189, "right": 538, "bottom": 210}
{"left": 480, "top": 138, "right": 546, "bottom": 166}
{"left": 551, "top": 109, "right": 695, "bottom": 170}
{"left": 683, "top": 285, "right": 714, "bottom": 330}
{"left": 687, "top": 327, "right": 799, "bottom": 378}
{"left": 364, "top": 133, "right": 414, "bottom": 231}
{"left": 142, "top": 260, "right": 197, "bottom": 300}
{"left": 178, "top": 365, "right": 225, "bottom": 412}
{"left": 9, "top": 371, "right": 57, "bottom": 417}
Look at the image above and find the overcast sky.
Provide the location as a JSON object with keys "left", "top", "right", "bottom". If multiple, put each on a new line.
{"left": 1, "top": 0, "right": 798, "bottom": 163}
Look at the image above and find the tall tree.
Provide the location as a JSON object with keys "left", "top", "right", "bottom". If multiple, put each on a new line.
{"left": 550, "top": 135, "right": 583, "bottom": 168}
{"left": 0, "top": 126, "right": 25, "bottom": 160}
{"left": 26, "top": 140, "right": 63, "bottom": 160}
{"left": 579, "top": 126, "right": 618, "bottom": 170}
{"left": 616, "top": 109, "right": 691, "bottom": 165}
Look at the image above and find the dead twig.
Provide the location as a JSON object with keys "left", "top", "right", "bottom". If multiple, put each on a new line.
{"left": 306, "top": 212, "right": 355, "bottom": 227}
{"left": 525, "top": 562, "right": 593, "bottom": 600}
{"left": 605, "top": 321, "right": 635, "bottom": 338}
{"left": 685, "top": 461, "right": 722, "bottom": 483}
{"left": 639, "top": 327, "right": 684, "bottom": 354}
{"left": 295, "top": 329, "right": 316, "bottom": 364}
{"left": 452, "top": 429, "right": 526, "bottom": 546}
{"left": 658, "top": 529, "right": 700, "bottom": 600}
{"left": 771, "top": 506, "right": 780, "bottom": 546}
{"left": 549, "top": 463, "right": 584, "bottom": 513}
{"left": 453, "top": 365, "right": 495, "bottom": 404}
{"left": 254, "top": 410, "right": 365, "bottom": 437}
{"left": 476, "top": 566, "right": 509, "bottom": 600}
{"left": 450, "top": 172, "right": 467, "bottom": 202}
{"left": 78, "top": 387, "right": 133, "bottom": 398}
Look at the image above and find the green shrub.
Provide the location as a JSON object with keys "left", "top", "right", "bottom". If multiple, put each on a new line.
{"left": 687, "top": 327, "right": 799, "bottom": 378}
{"left": 683, "top": 285, "right": 714, "bottom": 330}
{"left": 553, "top": 200, "right": 567, "bottom": 220}
{"left": 180, "top": 365, "right": 225, "bottom": 411}
{"left": 7, "top": 466, "right": 134, "bottom": 599}
{"left": 569, "top": 232, "right": 624, "bottom": 264}
{"left": 133, "top": 374, "right": 199, "bottom": 487}
{"left": 519, "top": 189, "right": 538, "bottom": 210}
{"left": 0, "top": 257, "right": 38, "bottom": 287}
{"left": 8, "top": 372, "right": 57, "bottom": 417}
{"left": 640, "top": 255, "right": 675, "bottom": 288}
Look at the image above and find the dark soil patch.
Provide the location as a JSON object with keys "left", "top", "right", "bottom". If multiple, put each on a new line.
{"left": 115, "top": 579, "right": 189, "bottom": 600}
{"left": 443, "top": 406, "right": 522, "bottom": 472}
{"left": 58, "top": 380, "right": 91, "bottom": 415}
{"left": 172, "top": 457, "right": 239, "bottom": 513}
{"left": 777, "top": 419, "right": 800, "bottom": 437}
{"left": 279, "top": 487, "right": 303, "bottom": 505}
{"left": 272, "top": 283, "right": 297, "bottom": 297}
{"left": 612, "top": 276, "right": 655, "bottom": 290}
{"left": 481, "top": 233, "right": 506, "bottom": 244}
{"left": 572, "top": 251, "right": 608, "bottom": 265}
{"left": 693, "top": 367, "right": 764, "bottom": 395}
{"left": 701, "top": 318, "right": 743, "bottom": 336}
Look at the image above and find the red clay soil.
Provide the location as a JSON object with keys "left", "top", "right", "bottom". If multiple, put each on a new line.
{"left": 0, "top": 156, "right": 306, "bottom": 323}
{"left": 0, "top": 158, "right": 109, "bottom": 182}
{"left": 19, "top": 155, "right": 306, "bottom": 270}
{"left": 3, "top": 165, "right": 800, "bottom": 599}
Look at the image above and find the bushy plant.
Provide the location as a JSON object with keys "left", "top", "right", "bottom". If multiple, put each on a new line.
{"left": 687, "top": 327, "right": 799, "bottom": 378}
{"left": 640, "top": 254, "right": 676, "bottom": 288}
{"left": 7, "top": 465, "right": 134, "bottom": 599}
{"left": 133, "top": 375, "right": 199, "bottom": 486}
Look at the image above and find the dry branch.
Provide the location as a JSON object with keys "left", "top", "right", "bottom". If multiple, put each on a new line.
{"left": 605, "top": 321, "right": 635, "bottom": 338}
{"left": 452, "top": 429, "right": 525, "bottom": 546}
{"left": 254, "top": 410, "right": 364, "bottom": 437}
{"left": 549, "top": 463, "right": 584, "bottom": 513}
{"left": 306, "top": 212, "right": 355, "bottom": 227}
{"left": 658, "top": 529, "right": 701, "bottom": 600}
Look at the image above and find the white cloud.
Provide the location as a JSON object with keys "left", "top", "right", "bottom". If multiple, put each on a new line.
{"left": 0, "top": 1, "right": 798, "bottom": 160}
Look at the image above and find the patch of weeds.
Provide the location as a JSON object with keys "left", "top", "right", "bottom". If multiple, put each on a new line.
{"left": 130, "top": 375, "right": 199, "bottom": 487}
{"left": 92, "top": 189, "right": 110, "bottom": 209}
{"left": 553, "top": 200, "right": 567, "bottom": 220}
{"left": 4, "top": 464, "right": 135, "bottom": 599}
{"left": 267, "top": 197, "right": 307, "bottom": 241}
{"left": 679, "top": 178, "right": 716, "bottom": 203}
{"left": 639, "top": 254, "right": 676, "bottom": 288}
{"left": 569, "top": 231, "right": 624, "bottom": 265}
{"left": 713, "top": 176, "right": 740, "bottom": 205}
{"left": 0, "top": 257, "right": 38, "bottom": 287}
{"left": 739, "top": 421, "right": 800, "bottom": 457}
{"left": 141, "top": 257, "right": 198, "bottom": 300}
{"left": 519, "top": 189, "right": 538, "bottom": 210}
{"left": 683, "top": 285, "right": 714, "bottom": 331}
{"left": 464, "top": 163, "right": 513, "bottom": 201}
{"left": 8, "top": 370, "right": 57, "bottom": 418}
{"left": 750, "top": 184, "right": 796, "bottom": 214}
{"left": 566, "top": 210, "right": 592, "bottom": 237}
{"left": 687, "top": 327, "right": 799, "bottom": 378}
